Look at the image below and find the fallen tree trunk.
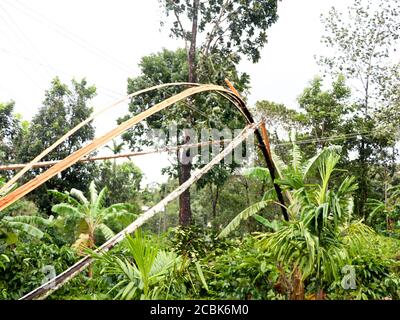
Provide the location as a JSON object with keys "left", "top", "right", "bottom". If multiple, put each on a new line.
{"left": 19, "top": 122, "right": 260, "bottom": 300}
{"left": 0, "top": 82, "right": 199, "bottom": 195}
{"left": 0, "top": 84, "right": 238, "bottom": 212}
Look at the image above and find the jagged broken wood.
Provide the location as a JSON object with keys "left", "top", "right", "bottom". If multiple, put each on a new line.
{"left": 0, "top": 82, "right": 199, "bottom": 195}
{"left": 0, "top": 84, "right": 242, "bottom": 212}
{"left": 19, "top": 122, "right": 260, "bottom": 300}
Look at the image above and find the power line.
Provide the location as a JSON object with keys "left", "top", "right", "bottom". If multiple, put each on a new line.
{"left": 273, "top": 131, "right": 374, "bottom": 147}
{"left": 4, "top": 0, "right": 133, "bottom": 75}
{"left": 0, "top": 5, "right": 46, "bottom": 93}
{"left": 0, "top": 1, "right": 52, "bottom": 78}
{"left": 0, "top": 47, "right": 125, "bottom": 100}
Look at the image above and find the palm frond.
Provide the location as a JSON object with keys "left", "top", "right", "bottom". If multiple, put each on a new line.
{"left": 218, "top": 200, "right": 275, "bottom": 238}
{"left": 94, "top": 187, "right": 108, "bottom": 213}
{"left": 301, "top": 145, "right": 341, "bottom": 179}
{"left": 290, "top": 131, "right": 302, "bottom": 173}
{"left": 6, "top": 215, "right": 53, "bottom": 226}
{"left": 271, "top": 148, "right": 287, "bottom": 178}
{"left": 243, "top": 167, "right": 271, "bottom": 182}
{"left": 48, "top": 189, "right": 81, "bottom": 207}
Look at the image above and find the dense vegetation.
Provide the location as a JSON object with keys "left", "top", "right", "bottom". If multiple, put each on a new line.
{"left": 0, "top": 0, "right": 399, "bottom": 300}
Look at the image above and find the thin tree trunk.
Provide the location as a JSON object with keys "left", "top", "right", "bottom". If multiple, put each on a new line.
{"left": 357, "top": 80, "right": 370, "bottom": 218}
{"left": 178, "top": 0, "right": 199, "bottom": 226}
{"left": 211, "top": 184, "right": 220, "bottom": 218}
{"left": 179, "top": 160, "right": 193, "bottom": 226}
{"left": 88, "top": 230, "right": 95, "bottom": 278}
{"left": 289, "top": 267, "right": 305, "bottom": 300}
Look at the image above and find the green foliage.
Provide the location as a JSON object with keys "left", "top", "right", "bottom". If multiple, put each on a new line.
{"left": 204, "top": 236, "right": 282, "bottom": 300}
{"left": 256, "top": 75, "right": 352, "bottom": 161}
{"left": 15, "top": 77, "right": 97, "bottom": 212}
{"left": 0, "top": 100, "right": 25, "bottom": 174}
{"left": 96, "top": 160, "right": 143, "bottom": 207}
{"left": 171, "top": 225, "right": 229, "bottom": 261}
{"left": 92, "top": 230, "right": 181, "bottom": 300}
{"left": 50, "top": 181, "right": 138, "bottom": 250}
{"left": 0, "top": 197, "right": 53, "bottom": 246}
{"left": 0, "top": 240, "right": 76, "bottom": 300}
{"left": 161, "top": 0, "right": 280, "bottom": 63}
{"left": 367, "top": 184, "right": 400, "bottom": 237}
{"left": 218, "top": 200, "right": 273, "bottom": 238}
{"left": 329, "top": 234, "right": 400, "bottom": 300}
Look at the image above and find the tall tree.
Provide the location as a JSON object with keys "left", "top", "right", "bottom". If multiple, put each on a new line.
{"left": 256, "top": 75, "right": 352, "bottom": 160}
{"left": 319, "top": 0, "right": 400, "bottom": 216}
{"left": 156, "top": 0, "right": 280, "bottom": 225}
{"left": 120, "top": 49, "right": 249, "bottom": 225}
{"left": 16, "top": 77, "right": 97, "bottom": 212}
{"left": 96, "top": 161, "right": 143, "bottom": 207}
{"left": 0, "top": 101, "right": 27, "bottom": 174}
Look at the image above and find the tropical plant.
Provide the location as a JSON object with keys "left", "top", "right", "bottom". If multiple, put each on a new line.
{"left": 0, "top": 178, "right": 52, "bottom": 244}
{"left": 205, "top": 236, "right": 282, "bottom": 300}
{"left": 0, "top": 211, "right": 52, "bottom": 244}
{"left": 91, "top": 230, "right": 181, "bottom": 300}
{"left": 367, "top": 184, "right": 400, "bottom": 236}
{"left": 220, "top": 142, "right": 374, "bottom": 299}
{"left": 329, "top": 232, "right": 400, "bottom": 300}
{"left": 50, "top": 181, "right": 137, "bottom": 253}
{"left": 0, "top": 240, "right": 77, "bottom": 300}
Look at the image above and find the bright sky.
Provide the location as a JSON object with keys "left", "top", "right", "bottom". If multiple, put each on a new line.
{"left": 0, "top": 0, "right": 350, "bottom": 185}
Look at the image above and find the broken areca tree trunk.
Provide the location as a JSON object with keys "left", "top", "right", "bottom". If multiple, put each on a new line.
{"left": 20, "top": 122, "right": 260, "bottom": 300}
{"left": 0, "top": 84, "right": 237, "bottom": 212}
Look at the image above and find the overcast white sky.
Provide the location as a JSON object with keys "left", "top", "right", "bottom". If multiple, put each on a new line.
{"left": 0, "top": 0, "right": 350, "bottom": 184}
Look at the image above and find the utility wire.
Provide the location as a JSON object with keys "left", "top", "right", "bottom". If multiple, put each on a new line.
{"left": 0, "top": 2, "right": 52, "bottom": 78}
{"left": 273, "top": 131, "right": 373, "bottom": 147}
{"left": 0, "top": 47, "right": 125, "bottom": 100}
{"left": 5, "top": 0, "right": 133, "bottom": 74}
{"left": 0, "top": 6, "right": 46, "bottom": 92}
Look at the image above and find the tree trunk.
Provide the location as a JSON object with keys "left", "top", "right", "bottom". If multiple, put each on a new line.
{"left": 179, "top": 160, "right": 193, "bottom": 226}
{"left": 88, "top": 231, "right": 95, "bottom": 278}
{"left": 211, "top": 184, "right": 220, "bottom": 218}
{"left": 289, "top": 267, "right": 305, "bottom": 300}
{"left": 358, "top": 138, "right": 368, "bottom": 218}
{"left": 358, "top": 84, "right": 370, "bottom": 218}
{"left": 178, "top": 0, "right": 199, "bottom": 226}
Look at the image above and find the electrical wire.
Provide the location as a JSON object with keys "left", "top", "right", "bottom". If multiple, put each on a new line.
{"left": 5, "top": 0, "right": 132, "bottom": 74}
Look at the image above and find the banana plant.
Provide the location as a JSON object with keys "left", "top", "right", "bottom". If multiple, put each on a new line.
{"left": 0, "top": 178, "right": 52, "bottom": 244}
{"left": 50, "top": 181, "right": 137, "bottom": 253}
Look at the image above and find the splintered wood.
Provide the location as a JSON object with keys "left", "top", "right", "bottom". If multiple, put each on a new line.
{"left": 0, "top": 84, "right": 241, "bottom": 211}
{"left": 20, "top": 122, "right": 260, "bottom": 300}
